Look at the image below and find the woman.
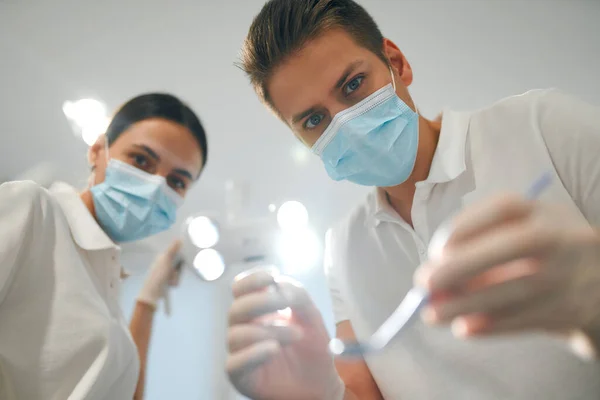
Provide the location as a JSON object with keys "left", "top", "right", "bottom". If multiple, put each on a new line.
{"left": 0, "top": 93, "right": 208, "bottom": 399}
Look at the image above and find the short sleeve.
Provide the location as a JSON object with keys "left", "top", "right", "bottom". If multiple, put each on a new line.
{"left": 324, "top": 227, "right": 349, "bottom": 324}
{"left": 0, "top": 181, "right": 53, "bottom": 303}
{"left": 536, "top": 89, "right": 600, "bottom": 226}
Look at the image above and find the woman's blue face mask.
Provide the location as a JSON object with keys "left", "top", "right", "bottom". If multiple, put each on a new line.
{"left": 91, "top": 144, "right": 183, "bottom": 243}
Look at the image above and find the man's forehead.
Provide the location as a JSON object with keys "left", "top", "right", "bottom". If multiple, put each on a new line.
{"left": 268, "top": 32, "right": 371, "bottom": 121}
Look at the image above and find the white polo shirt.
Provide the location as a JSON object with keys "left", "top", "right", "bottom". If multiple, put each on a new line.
{"left": 327, "top": 89, "right": 600, "bottom": 400}
{"left": 0, "top": 181, "right": 139, "bottom": 399}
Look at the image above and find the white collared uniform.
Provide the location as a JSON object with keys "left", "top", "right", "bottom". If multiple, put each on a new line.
{"left": 0, "top": 182, "right": 139, "bottom": 399}
{"left": 327, "top": 89, "right": 600, "bottom": 400}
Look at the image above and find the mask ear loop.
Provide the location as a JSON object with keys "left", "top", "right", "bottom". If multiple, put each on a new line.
{"left": 389, "top": 65, "right": 419, "bottom": 115}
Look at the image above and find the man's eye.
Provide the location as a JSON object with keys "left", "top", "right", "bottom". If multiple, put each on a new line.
{"left": 344, "top": 76, "right": 364, "bottom": 96}
{"left": 305, "top": 113, "right": 325, "bottom": 129}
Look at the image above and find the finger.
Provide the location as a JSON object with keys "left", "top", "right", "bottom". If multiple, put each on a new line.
{"left": 423, "top": 221, "right": 555, "bottom": 291}
{"left": 227, "top": 323, "right": 303, "bottom": 353}
{"left": 173, "top": 256, "right": 184, "bottom": 272}
{"left": 232, "top": 268, "right": 279, "bottom": 298}
{"left": 462, "top": 258, "right": 541, "bottom": 291}
{"left": 169, "top": 267, "right": 182, "bottom": 286}
{"left": 166, "top": 240, "right": 183, "bottom": 258}
{"left": 229, "top": 278, "right": 315, "bottom": 325}
{"left": 229, "top": 289, "right": 289, "bottom": 325}
{"left": 422, "top": 259, "right": 546, "bottom": 324}
{"left": 444, "top": 195, "right": 533, "bottom": 248}
{"left": 272, "top": 277, "right": 316, "bottom": 320}
{"left": 226, "top": 340, "right": 279, "bottom": 382}
{"left": 455, "top": 298, "right": 566, "bottom": 337}
{"left": 235, "top": 265, "right": 280, "bottom": 283}
{"left": 450, "top": 313, "right": 491, "bottom": 338}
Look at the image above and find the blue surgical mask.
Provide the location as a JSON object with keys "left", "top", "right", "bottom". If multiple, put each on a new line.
{"left": 91, "top": 158, "right": 183, "bottom": 242}
{"left": 311, "top": 70, "right": 419, "bottom": 187}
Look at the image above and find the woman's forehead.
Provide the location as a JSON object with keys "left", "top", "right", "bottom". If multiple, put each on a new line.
{"left": 112, "top": 119, "right": 203, "bottom": 176}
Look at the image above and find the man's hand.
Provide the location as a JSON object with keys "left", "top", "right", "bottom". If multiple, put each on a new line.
{"left": 226, "top": 268, "right": 346, "bottom": 400}
{"left": 415, "top": 195, "right": 600, "bottom": 357}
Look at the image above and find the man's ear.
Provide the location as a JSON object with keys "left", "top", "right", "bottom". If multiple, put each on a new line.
{"left": 88, "top": 134, "right": 107, "bottom": 170}
{"left": 383, "top": 38, "right": 413, "bottom": 87}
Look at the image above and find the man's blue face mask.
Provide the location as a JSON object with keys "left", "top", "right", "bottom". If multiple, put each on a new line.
{"left": 91, "top": 144, "right": 183, "bottom": 243}
{"left": 311, "top": 69, "right": 419, "bottom": 187}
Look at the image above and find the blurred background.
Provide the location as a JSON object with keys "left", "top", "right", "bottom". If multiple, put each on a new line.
{"left": 1, "top": 0, "right": 599, "bottom": 398}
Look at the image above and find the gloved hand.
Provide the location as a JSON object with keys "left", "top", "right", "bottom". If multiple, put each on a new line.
{"left": 415, "top": 195, "right": 600, "bottom": 358}
{"left": 137, "top": 240, "right": 183, "bottom": 311}
{"left": 226, "top": 268, "right": 345, "bottom": 400}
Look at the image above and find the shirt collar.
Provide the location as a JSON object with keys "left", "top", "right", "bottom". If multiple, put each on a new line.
{"left": 49, "top": 182, "right": 116, "bottom": 251}
{"left": 367, "top": 109, "right": 471, "bottom": 226}
{"left": 365, "top": 188, "right": 398, "bottom": 227}
{"left": 421, "top": 109, "right": 471, "bottom": 185}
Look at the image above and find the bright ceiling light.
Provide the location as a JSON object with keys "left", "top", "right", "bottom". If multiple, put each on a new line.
{"left": 193, "top": 248, "right": 225, "bottom": 281}
{"left": 186, "top": 216, "right": 219, "bottom": 248}
{"left": 276, "top": 228, "right": 321, "bottom": 274}
{"left": 291, "top": 144, "right": 310, "bottom": 165}
{"left": 277, "top": 200, "right": 308, "bottom": 231}
{"left": 62, "top": 98, "right": 110, "bottom": 146}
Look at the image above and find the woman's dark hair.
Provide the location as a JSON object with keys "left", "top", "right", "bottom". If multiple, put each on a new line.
{"left": 105, "top": 93, "right": 208, "bottom": 168}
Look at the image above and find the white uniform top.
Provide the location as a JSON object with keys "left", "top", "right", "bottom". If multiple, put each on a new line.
{"left": 327, "top": 89, "right": 600, "bottom": 400}
{"left": 0, "top": 181, "right": 139, "bottom": 400}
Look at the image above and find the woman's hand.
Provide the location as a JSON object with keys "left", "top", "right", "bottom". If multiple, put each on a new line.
{"left": 131, "top": 239, "right": 184, "bottom": 399}
{"left": 137, "top": 240, "right": 183, "bottom": 310}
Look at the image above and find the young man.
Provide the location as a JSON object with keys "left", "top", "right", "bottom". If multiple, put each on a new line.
{"left": 226, "top": 1, "right": 600, "bottom": 399}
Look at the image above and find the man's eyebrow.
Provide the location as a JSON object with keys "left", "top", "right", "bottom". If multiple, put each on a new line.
{"left": 333, "top": 60, "right": 365, "bottom": 91}
{"left": 291, "top": 60, "right": 365, "bottom": 125}
{"left": 292, "top": 107, "right": 319, "bottom": 125}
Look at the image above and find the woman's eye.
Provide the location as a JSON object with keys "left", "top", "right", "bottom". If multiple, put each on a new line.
{"left": 344, "top": 76, "right": 364, "bottom": 96}
{"left": 168, "top": 176, "right": 186, "bottom": 191}
{"left": 305, "top": 113, "right": 324, "bottom": 130}
{"left": 133, "top": 154, "right": 149, "bottom": 168}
